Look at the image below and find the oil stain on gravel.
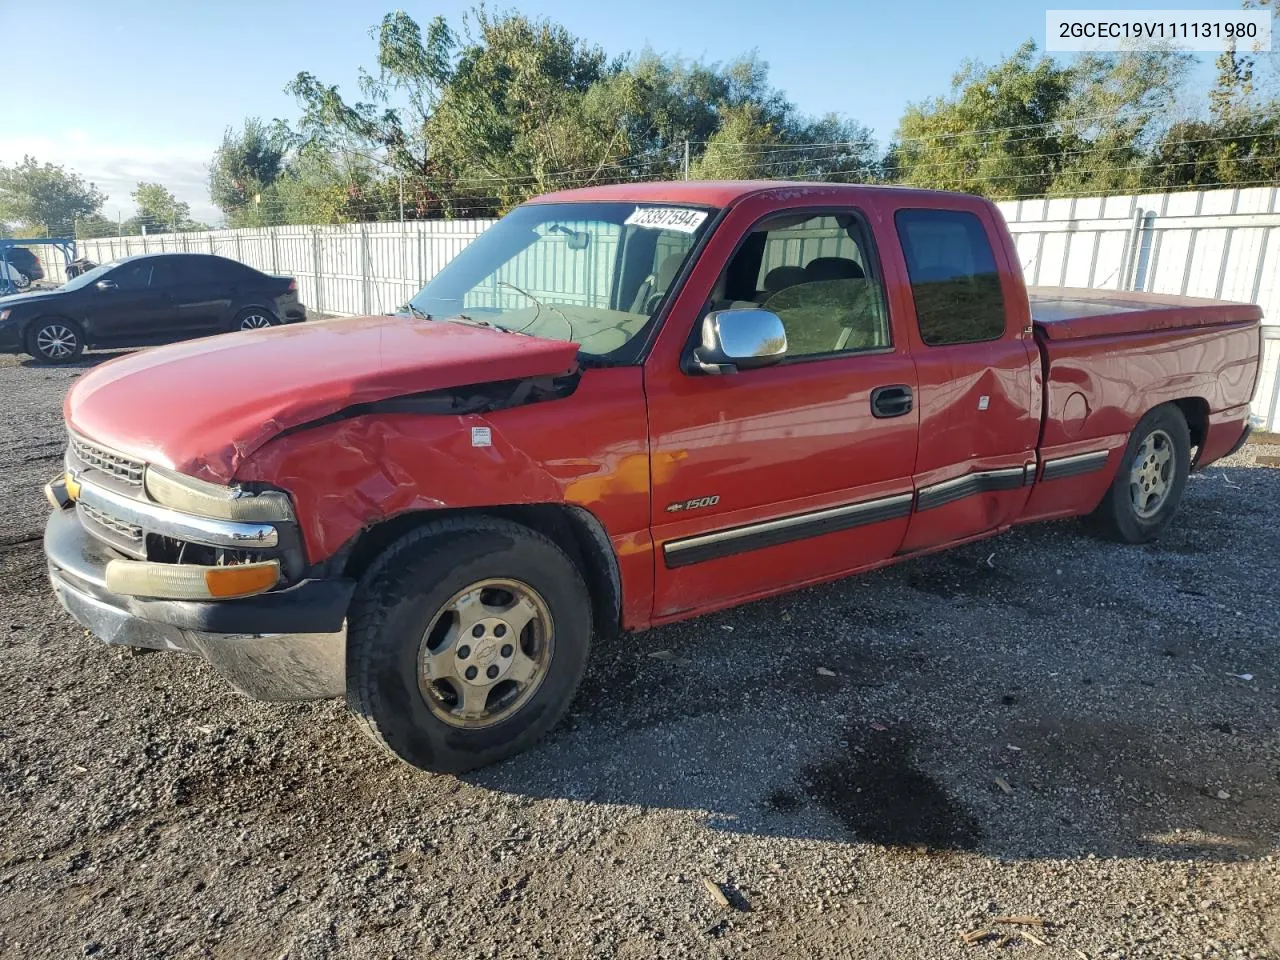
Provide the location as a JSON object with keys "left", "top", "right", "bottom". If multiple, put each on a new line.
{"left": 799, "top": 728, "right": 981, "bottom": 850}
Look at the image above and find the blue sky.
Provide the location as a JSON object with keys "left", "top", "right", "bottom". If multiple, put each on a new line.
{"left": 0, "top": 0, "right": 1238, "bottom": 223}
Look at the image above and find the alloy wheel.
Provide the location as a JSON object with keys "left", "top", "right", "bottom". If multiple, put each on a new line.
{"left": 417, "top": 578, "right": 555, "bottom": 729}
{"left": 35, "top": 324, "right": 78, "bottom": 360}
{"left": 1129, "top": 428, "right": 1175, "bottom": 519}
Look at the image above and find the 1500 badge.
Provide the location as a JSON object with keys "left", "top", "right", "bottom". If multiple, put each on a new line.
{"left": 666, "top": 495, "right": 720, "bottom": 513}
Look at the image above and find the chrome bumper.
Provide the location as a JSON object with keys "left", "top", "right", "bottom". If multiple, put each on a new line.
{"left": 45, "top": 505, "right": 352, "bottom": 702}
{"left": 51, "top": 568, "right": 346, "bottom": 701}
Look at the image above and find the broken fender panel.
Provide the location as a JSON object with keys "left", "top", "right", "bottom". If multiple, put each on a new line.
{"left": 63, "top": 315, "right": 580, "bottom": 482}
{"left": 234, "top": 366, "right": 658, "bottom": 631}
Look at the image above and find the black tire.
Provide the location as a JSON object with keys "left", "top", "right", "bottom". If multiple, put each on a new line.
{"left": 26, "top": 317, "right": 85, "bottom": 364}
{"left": 1088, "top": 404, "right": 1190, "bottom": 544}
{"left": 231, "top": 307, "right": 279, "bottom": 332}
{"left": 346, "top": 517, "right": 593, "bottom": 773}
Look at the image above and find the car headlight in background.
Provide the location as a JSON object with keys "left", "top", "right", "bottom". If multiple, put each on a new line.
{"left": 143, "top": 464, "right": 295, "bottom": 522}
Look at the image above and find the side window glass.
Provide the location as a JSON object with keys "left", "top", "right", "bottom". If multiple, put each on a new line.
{"left": 720, "top": 213, "right": 890, "bottom": 358}
{"left": 112, "top": 262, "right": 152, "bottom": 291}
{"left": 149, "top": 262, "right": 177, "bottom": 288}
{"left": 894, "top": 209, "right": 1006, "bottom": 345}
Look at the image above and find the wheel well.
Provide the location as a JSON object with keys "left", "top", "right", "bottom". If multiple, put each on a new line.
{"left": 338, "top": 505, "right": 623, "bottom": 640}
{"left": 1171, "top": 397, "right": 1209, "bottom": 465}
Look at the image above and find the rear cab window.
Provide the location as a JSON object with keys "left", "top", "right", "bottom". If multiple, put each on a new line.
{"left": 895, "top": 209, "right": 1006, "bottom": 346}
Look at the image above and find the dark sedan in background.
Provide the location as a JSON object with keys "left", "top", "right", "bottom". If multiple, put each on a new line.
{"left": 0, "top": 252, "right": 306, "bottom": 364}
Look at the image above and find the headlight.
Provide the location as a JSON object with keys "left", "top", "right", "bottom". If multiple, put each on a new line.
{"left": 144, "top": 464, "right": 295, "bottom": 522}
{"left": 106, "top": 558, "right": 280, "bottom": 599}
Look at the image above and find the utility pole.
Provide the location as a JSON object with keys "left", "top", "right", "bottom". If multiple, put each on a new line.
{"left": 398, "top": 172, "right": 405, "bottom": 222}
{"left": 683, "top": 140, "right": 690, "bottom": 180}
{"left": 117, "top": 211, "right": 123, "bottom": 237}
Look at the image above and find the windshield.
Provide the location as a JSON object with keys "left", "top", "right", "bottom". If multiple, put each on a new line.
{"left": 408, "top": 201, "right": 715, "bottom": 359}
{"left": 60, "top": 260, "right": 119, "bottom": 291}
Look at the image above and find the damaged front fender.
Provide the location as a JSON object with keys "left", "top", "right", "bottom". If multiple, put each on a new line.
{"left": 234, "top": 365, "right": 656, "bottom": 629}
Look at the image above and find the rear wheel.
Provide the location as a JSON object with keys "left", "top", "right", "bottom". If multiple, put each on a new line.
{"left": 233, "top": 308, "right": 278, "bottom": 331}
{"left": 346, "top": 518, "right": 593, "bottom": 773}
{"left": 27, "top": 318, "right": 85, "bottom": 364}
{"left": 1089, "top": 404, "right": 1190, "bottom": 543}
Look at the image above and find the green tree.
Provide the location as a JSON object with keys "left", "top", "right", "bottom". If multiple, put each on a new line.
{"left": 890, "top": 42, "right": 1194, "bottom": 198}
{"left": 890, "top": 42, "right": 1072, "bottom": 197}
{"left": 286, "top": 10, "right": 457, "bottom": 178}
{"left": 1145, "top": 114, "right": 1280, "bottom": 188}
{"left": 209, "top": 118, "right": 287, "bottom": 219}
{"left": 131, "top": 181, "right": 196, "bottom": 232}
{"left": 425, "top": 10, "right": 638, "bottom": 213}
{"left": 282, "top": 9, "right": 878, "bottom": 216}
{"left": 0, "top": 156, "right": 105, "bottom": 234}
{"left": 1209, "top": 0, "right": 1278, "bottom": 117}
{"left": 271, "top": 146, "right": 386, "bottom": 224}
{"left": 74, "top": 213, "right": 118, "bottom": 239}
{"left": 690, "top": 104, "right": 785, "bottom": 179}
{"left": 1052, "top": 49, "right": 1189, "bottom": 194}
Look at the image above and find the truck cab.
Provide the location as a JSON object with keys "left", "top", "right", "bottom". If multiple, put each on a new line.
{"left": 44, "top": 182, "right": 1262, "bottom": 773}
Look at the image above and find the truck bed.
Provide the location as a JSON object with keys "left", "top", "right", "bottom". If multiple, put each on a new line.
{"left": 1028, "top": 286, "right": 1262, "bottom": 340}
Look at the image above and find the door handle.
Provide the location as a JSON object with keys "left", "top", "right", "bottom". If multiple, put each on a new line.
{"left": 870, "top": 384, "right": 913, "bottom": 418}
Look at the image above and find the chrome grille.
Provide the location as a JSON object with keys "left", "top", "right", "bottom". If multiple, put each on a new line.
{"left": 78, "top": 501, "right": 144, "bottom": 543}
{"left": 77, "top": 499, "right": 147, "bottom": 559}
{"left": 68, "top": 432, "right": 145, "bottom": 486}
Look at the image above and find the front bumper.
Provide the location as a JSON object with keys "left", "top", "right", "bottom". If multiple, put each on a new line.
{"left": 45, "top": 506, "right": 354, "bottom": 700}
{"left": 0, "top": 322, "right": 23, "bottom": 352}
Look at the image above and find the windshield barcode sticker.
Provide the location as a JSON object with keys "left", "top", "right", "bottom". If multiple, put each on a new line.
{"left": 624, "top": 207, "right": 708, "bottom": 233}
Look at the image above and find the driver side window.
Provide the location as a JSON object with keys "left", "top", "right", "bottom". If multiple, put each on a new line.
{"left": 112, "top": 262, "right": 153, "bottom": 292}
{"left": 718, "top": 213, "right": 890, "bottom": 359}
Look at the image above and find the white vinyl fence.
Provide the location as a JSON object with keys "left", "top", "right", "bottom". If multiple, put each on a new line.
{"left": 51, "top": 185, "right": 1280, "bottom": 430}
{"left": 71, "top": 220, "right": 498, "bottom": 318}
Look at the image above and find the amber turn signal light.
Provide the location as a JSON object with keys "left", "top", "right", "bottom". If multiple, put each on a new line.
{"left": 105, "top": 559, "right": 280, "bottom": 600}
{"left": 204, "top": 563, "right": 281, "bottom": 599}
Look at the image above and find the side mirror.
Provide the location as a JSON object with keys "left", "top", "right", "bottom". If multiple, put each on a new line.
{"left": 688, "top": 309, "right": 787, "bottom": 375}
{"left": 96, "top": 279, "right": 117, "bottom": 292}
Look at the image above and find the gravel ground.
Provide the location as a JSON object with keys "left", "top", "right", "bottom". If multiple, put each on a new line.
{"left": 0, "top": 349, "right": 1277, "bottom": 960}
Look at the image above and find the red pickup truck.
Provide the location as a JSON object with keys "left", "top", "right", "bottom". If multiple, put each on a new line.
{"left": 44, "top": 182, "right": 1263, "bottom": 773}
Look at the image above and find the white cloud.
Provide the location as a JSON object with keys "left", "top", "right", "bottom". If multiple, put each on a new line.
{"left": 0, "top": 131, "right": 221, "bottom": 226}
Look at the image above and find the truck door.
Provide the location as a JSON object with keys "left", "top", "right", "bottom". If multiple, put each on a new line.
{"left": 888, "top": 205, "right": 1041, "bottom": 553}
{"left": 644, "top": 201, "right": 920, "bottom": 620}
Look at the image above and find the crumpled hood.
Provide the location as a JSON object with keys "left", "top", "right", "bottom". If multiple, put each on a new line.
{"left": 65, "top": 314, "right": 580, "bottom": 482}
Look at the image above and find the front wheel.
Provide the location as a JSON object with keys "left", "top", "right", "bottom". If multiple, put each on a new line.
{"left": 346, "top": 518, "right": 593, "bottom": 773}
{"left": 27, "top": 318, "right": 85, "bottom": 364}
{"left": 1088, "top": 404, "right": 1190, "bottom": 543}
